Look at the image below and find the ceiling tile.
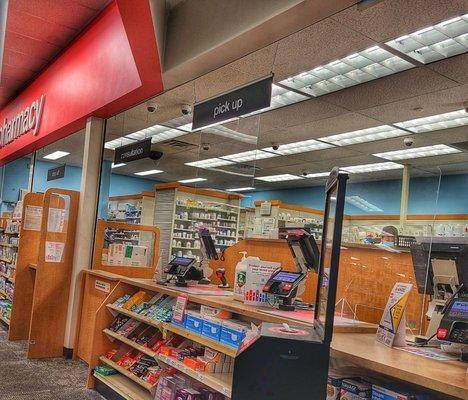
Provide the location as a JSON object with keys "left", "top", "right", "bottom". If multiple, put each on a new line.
{"left": 333, "top": 0, "right": 468, "bottom": 42}
{"left": 427, "top": 53, "right": 468, "bottom": 85}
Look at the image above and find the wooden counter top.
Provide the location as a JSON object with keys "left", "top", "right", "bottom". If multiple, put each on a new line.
{"left": 86, "top": 269, "right": 376, "bottom": 333}
{"left": 331, "top": 334, "right": 468, "bottom": 399}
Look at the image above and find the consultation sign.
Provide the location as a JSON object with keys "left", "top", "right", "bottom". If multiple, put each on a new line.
{"left": 192, "top": 76, "right": 273, "bottom": 130}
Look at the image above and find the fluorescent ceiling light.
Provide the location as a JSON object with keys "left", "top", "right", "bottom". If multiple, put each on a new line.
{"left": 343, "top": 162, "right": 404, "bottom": 173}
{"left": 185, "top": 158, "right": 235, "bottom": 168}
{"left": 374, "top": 144, "right": 461, "bottom": 160}
{"left": 346, "top": 195, "right": 383, "bottom": 212}
{"left": 178, "top": 178, "right": 207, "bottom": 183}
{"left": 279, "top": 45, "right": 414, "bottom": 97}
{"left": 255, "top": 174, "right": 304, "bottom": 182}
{"left": 319, "top": 125, "right": 406, "bottom": 146}
{"left": 104, "top": 137, "right": 135, "bottom": 150}
{"left": 395, "top": 109, "right": 468, "bottom": 133}
{"left": 203, "top": 125, "right": 258, "bottom": 145}
{"left": 226, "top": 187, "right": 255, "bottom": 192}
{"left": 111, "top": 162, "right": 126, "bottom": 168}
{"left": 386, "top": 14, "right": 468, "bottom": 63}
{"left": 222, "top": 149, "right": 277, "bottom": 163}
{"left": 263, "top": 139, "right": 333, "bottom": 155}
{"left": 134, "top": 169, "right": 163, "bottom": 176}
{"left": 43, "top": 151, "right": 70, "bottom": 160}
{"left": 304, "top": 172, "right": 329, "bottom": 178}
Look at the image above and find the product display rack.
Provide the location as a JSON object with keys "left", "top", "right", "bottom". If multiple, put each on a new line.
{"left": 154, "top": 183, "right": 243, "bottom": 263}
{"left": 0, "top": 210, "right": 22, "bottom": 326}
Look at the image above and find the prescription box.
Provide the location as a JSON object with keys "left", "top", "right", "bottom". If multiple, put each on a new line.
{"left": 201, "top": 316, "right": 222, "bottom": 341}
{"left": 220, "top": 320, "right": 249, "bottom": 348}
{"left": 185, "top": 311, "right": 203, "bottom": 334}
{"left": 340, "top": 379, "right": 372, "bottom": 400}
{"left": 171, "top": 313, "right": 186, "bottom": 328}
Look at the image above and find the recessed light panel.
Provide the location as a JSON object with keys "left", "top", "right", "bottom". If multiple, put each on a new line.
{"left": 374, "top": 144, "right": 461, "bottom": 160}
{"left": 304, "top": 172, "right": 329, "bottom": 178}
{"left": 185, "top": 158, "right": 235, "bottom": 168}
{"left": 395, "top": 109, "right": 468, "bottom": 133}
{"left": 343, "top": 162, "right": 404, "bottom": 173}
{"left": 319, "top": 125, "right": 406, "bottom": 146}
{"left": 104, "top": 138, "right": 135, "bottom": 150}
{"left": 226, "top": 187, "right": 255, "bottom": 192}
{"left": 178, "top": 178, "right": 207, "bottom": 183}
{"left": 263, "top": 139, "right": 333, "bottom": 155}
{"left": 43, "top": 151, "right": 70, "bottom": 160}
{"left": 255, "top": 174, "right": 304, "bottom": 182}
{"left": 279, "top": 46, "right": 414, "bottom": 96}
{"left": 111, "top": 162, "right": 126, "bottom": 168}
{"left": 346, "top": 195, "right": 383, "bottom": 212}
{"left": 386, "top": 14, "right": 468, "bottom": 63}
{"left": 134, "top": 169, "right": 163, "bottom": 176}
{"left": 222, "top": 150, "right": 277, "bottom": 163}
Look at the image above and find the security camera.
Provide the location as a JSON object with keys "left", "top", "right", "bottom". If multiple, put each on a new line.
{"left": 272, "top": 143, "right": 280, "bottom": 151}
{"left": 301, "top": 171, "right": 308, "bottom": 177}
{"left": 404, "top": 137, "right": 415, "bottom": 147}
{"left": 202, "top": 143, "right": 210, "bottom": 151}
{"left": 181, "top": 103, "right": 192, "bottom": 115}
{"left": 146, "top": 101, "right": 158, "bottom": 113}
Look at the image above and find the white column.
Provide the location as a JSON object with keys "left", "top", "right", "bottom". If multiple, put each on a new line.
{"left": 400, "top": 165, "right": 410, "bottom": 226}
{"left": 63, "top": 116, "right": 106, "bottom": 351}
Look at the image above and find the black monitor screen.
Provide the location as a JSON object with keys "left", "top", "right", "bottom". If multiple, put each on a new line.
{"left": 172, "top": 257, "right": 194, "bottom": 266}
{"left": 272, "top": 271, "right": 303, "bottom": 283}
{"left": 315, "top": 186, "right": 337, "bottom": 334}
{"left": 199, "top": 229, "right": 218, "bottom": 260}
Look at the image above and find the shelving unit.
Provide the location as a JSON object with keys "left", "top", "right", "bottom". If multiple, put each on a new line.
{"left": 99, "top": 356, "right": 154, "bottom": 391}
{"left": 94, "top": 372, "right": 153, "bottom": 400}
{"left": 0, "top": 211, "right": 22, "bottom": 326}
{"left": 154, "top": 183, "right": 243, "bottom": 263}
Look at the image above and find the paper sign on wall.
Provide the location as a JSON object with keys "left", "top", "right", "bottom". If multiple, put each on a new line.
{"left": 12, "top": 200, "right": 23, "bottom": 220}
{"left": 47, "top": 208, "right": 66, "bottom": 233}
{"left": 244, "top": 260, "right": 281, "bottom": 306}
{"left": 45, "top": 241, "right": 65, "bottom": 263}
{"left": 95, "top": 280, "right": 111, "bottom": 294}
{"left": 376, "top": 282, "right": 413, "bottom": 347}
{"left": 23, "top": 205, "right": 43, "bottom": 231}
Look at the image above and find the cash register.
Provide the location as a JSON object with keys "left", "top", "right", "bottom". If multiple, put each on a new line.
{"left": 262, "top": 231, "right": 320, "bottom": 311}
{"left": 164, "top": 256, "right": 202, "bottom": 287}
{"left": 437, "top": 294, "right": 468, "bottom": 345}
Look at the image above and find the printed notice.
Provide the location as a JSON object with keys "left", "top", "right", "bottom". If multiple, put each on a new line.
{"left": 376, "top": 282, "right": 413, "bottom": 347}
{"left": 244, "top": 260, "right": 281, "bottom": 306}
{"left": 47, "top": 208, "right": 66, "bottom": 233}
{"left": 172, "top": 294, "right": 189, "bottom": 323}
{"left": 95, "top": 280, "right": 111, "bottom": 294}
{"left": 45, "top": 241, "right": 65, "bottom": 263}
{"left": 23, "top": 206, "right": 43, "bottom": 231}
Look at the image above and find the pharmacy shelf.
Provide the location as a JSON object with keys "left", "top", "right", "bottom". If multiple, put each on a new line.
{"left": 176, "top": 204, "right": 238, "bottom": 215}
{"left": 94, "top": 372, "right": 153, "bottom": 400}
{"left": 171, "top": 246, "right": 201, "bottom": 250}
{"left": 0, "top": 289, "right": 12, "bottom": 299}
{"left": 0, "top": 272, "right": 14, "bottom": 283}
{"left": 106, "top": 303, "right": 238, "bottom": 358}
{"left": 173, "top": 228, "right": 196, "bottom": 232}
{"left": 103, "top": 329, "right": 158, "bottom": 359}
{"left": 0, "top": 243, "right": 18, "bottom": 248}
{"left": 99, "top": 356, "right": 154, "bottom": 391}
{"left": 0, "top": 314, "right": 10, "bottom": 326}
{"left": 158, "top": 354, "right": 233, "bottom": 398}
{"left": 0, "top": 257, "right": 15, "bottom": 264}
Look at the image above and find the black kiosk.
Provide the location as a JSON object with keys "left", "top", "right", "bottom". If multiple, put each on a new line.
{"left": 231, "top": 167, "right": 349, "bottom": 400}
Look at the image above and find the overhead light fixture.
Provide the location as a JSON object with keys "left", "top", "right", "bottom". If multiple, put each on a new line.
{"left": 374, "top": 144, "right": 461, "bottom": 160}
{"left": 226, "top": 187, "right": 255, "bottom": 192}
{"left": 104, "top": 137, "right": 135, "bottom": 150}
{"left": 134, "top": 169, "right": 163, "bottom": 176}
{"left": 304, "top": 172, "right": 329, "bottom": 178}
{"left": 263, "top": 139, "right": 333, "bottom": 155}
{"left": 221, "top": 149, "right": 277, "bottom": 163}
{"left": 178, "top": 178, "right": 207, "bottom": 183}
{"left": 386, "top": 14, "right": 468, "bottom": 63}
{"left": 279, "top": 45, "right": 414, "bottom": 97}
{"left": 255, "top": 174, "right": 305, "bottom": 182}
{"left": 111, "top": 162, "right": 126, "bottom": 168}
{"left": 185, "top": 158, "right": 235, "bottom": 168}
{"left": 319, "top": 125, "right": 406, "bottom": 146}
{"left": 43, "top": 151, "right": 70, "bottom": 160}
{"left": 342, "top": 162, "right": 404, "bottom": 173}
{"left": 203, "top": 125, "right": 258, "bottom": 145}
{"left": 346, "top": 195, "right": 383, "bottom": 212}
{"left": 395, "top": 109, "right": 468, "bottom": 133}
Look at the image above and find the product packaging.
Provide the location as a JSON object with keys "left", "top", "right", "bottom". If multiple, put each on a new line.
{"left": 340, "top": 379, "right": 372, "bottom": 400}
{"left": 371, "top": 384, "right": 430, "bottom": 400}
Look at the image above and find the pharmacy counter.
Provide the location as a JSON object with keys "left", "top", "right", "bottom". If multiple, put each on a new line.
{"left": 331, "top": 333, "right": 468, "bottom": 399}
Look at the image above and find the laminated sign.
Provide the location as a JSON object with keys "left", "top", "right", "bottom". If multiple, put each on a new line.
{"left": 376, "top": 282, "right": 413, "bottom": 347}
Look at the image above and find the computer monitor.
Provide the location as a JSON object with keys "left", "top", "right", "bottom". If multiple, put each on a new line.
{"left": 286, "top": 231, "right": 320, "bottom": 273}
{"left": 198, "top": 228, "right": 219, "bottom": 260}
{"left": 410, "top": 239, "right": 468, "bottom": 295}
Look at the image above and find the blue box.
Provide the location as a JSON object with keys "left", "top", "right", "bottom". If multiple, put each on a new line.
{"left": 220, "top": 320, "right": 249, "bottom": 348}
{"left": 201, "top": 316, "right": 222, "bottom": 341}
{"left": 185, "top": 311, "right": 203, "bottom": 334}
{"left": 171, "top": 313, "right": 186, "bottom": 328}
{"left": 372, "top": 384, "right": 429, "bottom": 400}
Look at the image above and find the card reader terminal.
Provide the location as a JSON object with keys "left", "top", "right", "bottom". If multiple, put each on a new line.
{"left": 164, "top": 256, "right": 200, "bottom": 286}
{"left": 437, "top": 297, "right": 468, "bottom": 344}
{"left": 263, "top": 270, "right": 306, "bottom": 311}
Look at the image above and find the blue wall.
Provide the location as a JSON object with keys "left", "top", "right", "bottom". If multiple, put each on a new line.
{"left": 242, "top": 173, "right": 468, "bottom": 215}
{"left": 109, "top": 173, "right": 156, "bottom": 196}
